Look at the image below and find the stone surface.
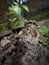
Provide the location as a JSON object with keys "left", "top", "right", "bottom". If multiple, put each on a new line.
{"left": 0, "top": 21, "right": 49, "bottom": 65}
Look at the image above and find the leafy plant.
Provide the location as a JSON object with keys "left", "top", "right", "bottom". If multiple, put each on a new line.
{"left": 8, "top": 1, "right": 29, "bottom": 29}
{"left": 9, "top": 2, "right": 29, "bottom": 15}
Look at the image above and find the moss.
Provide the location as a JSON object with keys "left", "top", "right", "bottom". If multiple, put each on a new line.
{"left": 37, "top": 26, "right": 49, "bottom": 45}
{"left": 37, "top": 26, "right": 49, "bottom": 36}
{"left": 0, "top": 22, "right": 8, "bottom": 32}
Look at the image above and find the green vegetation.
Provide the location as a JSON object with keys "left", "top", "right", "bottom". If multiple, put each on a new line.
{"left": 0, "top": 1, "right": 29, "bottom": 32}
{"left": 0, "top": 22, "right": 8, "bottom": 32}
{"left": 9, "top": 2, "right": 29, "bottom": 15}
{"left": 30, "top": 25, "right": 49, "bottom": 46}
{"left": 37, "top": 26, "right": 49, "bottom": 46}
{"left": 37, "top": 26, "right": 49, "bottom": 36}
{"left": 8, "top": 1, "right": 29, "bottom": 29}
{"left": 0, "top": 1, "right": 49, "bottom": 47}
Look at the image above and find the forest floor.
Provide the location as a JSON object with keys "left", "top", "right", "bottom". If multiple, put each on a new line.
{"left": 0, "top": 20, "right": 49, "bottom": 65}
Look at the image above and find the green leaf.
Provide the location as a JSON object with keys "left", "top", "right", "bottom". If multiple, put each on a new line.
{"left": 9, "top": 18, "right": 17, "bottom": 22}
{"left": 8, "top": 6, "right": 13, "bottom": 11}
{"left": 14, "top": 2, "right": 19, "bottom": 6}
{"left": 22, "top": 5, "right": 29, "bottom": 12}
{"left": 12, "top": 6, "right": 22, "bottom": 15}
{"left": 9, "top": 11, "right": 15, "bottom": 15}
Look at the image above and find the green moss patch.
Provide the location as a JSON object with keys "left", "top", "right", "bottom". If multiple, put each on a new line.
{"left": 0, "top": 22, "right": 8, "bottom": 32}
{"left": 37, "top": 26, "right": 49, "bottom": 46}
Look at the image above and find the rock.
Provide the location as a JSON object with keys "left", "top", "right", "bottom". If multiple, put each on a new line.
{"left": 0, "top": 30, "right": 12, "bottom": 39}
{"left": 0, "top": 37, "right": 11, "bottom": 47}
{"left": 0, "top": 21, "right": 49, "bottom": 65}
